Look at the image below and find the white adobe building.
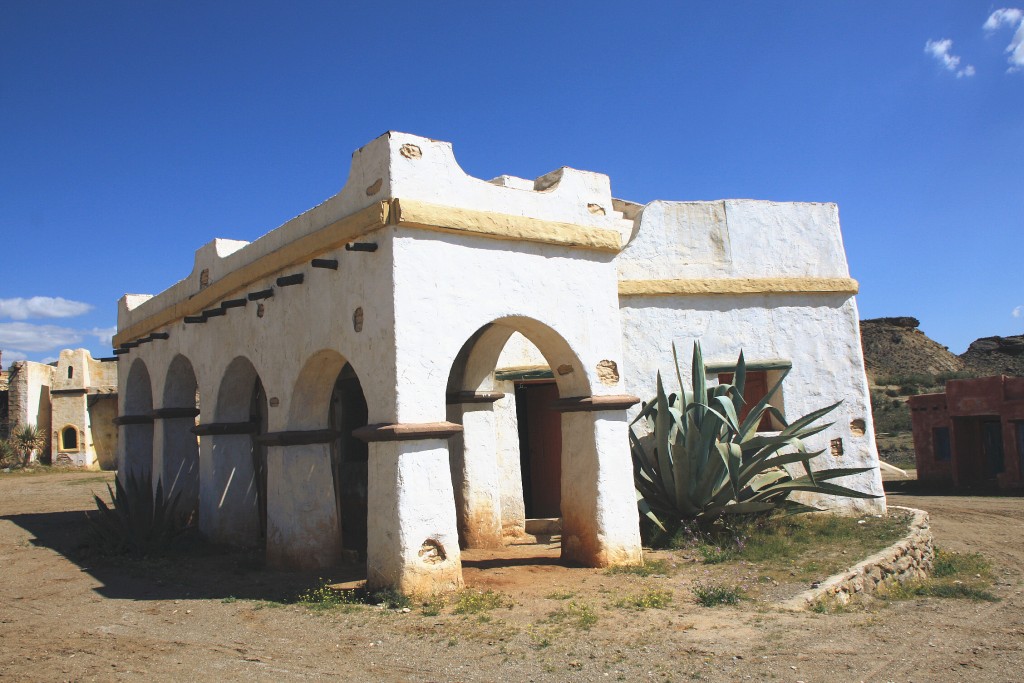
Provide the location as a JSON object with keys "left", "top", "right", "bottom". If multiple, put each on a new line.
{"left": 114, "top": 132, "right": 884, "bottom": 593}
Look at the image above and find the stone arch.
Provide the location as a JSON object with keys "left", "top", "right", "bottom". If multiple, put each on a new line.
{"left": 278, "top": 350, "right": 369, "bottom": 562}
{"left": 121, "top": 358, "right": 154, "bottom": 481}
{"left": 445, "top": 316, "right": 592, "bottom": 551}
{"left": 202, "top": 356, "right": 266, "bottom": 547}
{"left": 447, "top": 316, "right": 592, "bottom": 398}
{"left": 159, "top": 354, "right": 200, "bottom": 516}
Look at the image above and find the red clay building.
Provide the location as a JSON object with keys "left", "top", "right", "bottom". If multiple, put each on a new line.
{"left": 909, "top": 376, "right": 1024, "bottom": 489}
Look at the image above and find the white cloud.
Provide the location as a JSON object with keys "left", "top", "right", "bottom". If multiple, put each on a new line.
{"left": 984, "top": 8, "right": 1024, "bottom": 72}
{"left": 88, "top": 326, "right": 117, "bottom": 347}
{"left": 0, "top": 296, "right": 93, "bottom": 320}
{"left": 0, "top": 322, "right": 82, "bottom": 352}
{"left": 1, "top": 349, "right": 28, "bottom": 364}
{"left": 925, "top": 38, "right": 976, "bottom": 77}
{"left": 1013, "top": 305, "right": 1024, "bottom": 318}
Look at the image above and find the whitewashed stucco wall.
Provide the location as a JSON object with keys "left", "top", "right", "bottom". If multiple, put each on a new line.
{"left": 617, "top": 200, "right": 850, "bottom": 281}
{"left": 616, "top": 199, "right": 884, "bottom": 512}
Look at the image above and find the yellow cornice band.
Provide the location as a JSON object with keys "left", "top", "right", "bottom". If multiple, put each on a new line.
{"left": 114, "top": 198, "right": 621, "bottom": 347}
{"left": 618, "top": 277, "right": 859, "bottom": 297}
{"left": 391, "top": 198, "right": 622, "bottom": 253}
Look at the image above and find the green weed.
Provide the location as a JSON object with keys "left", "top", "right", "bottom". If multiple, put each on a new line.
{"left": 294, "top": 579, "right": 410, "bottom": 612}
{"left": 296, "top": 580, "right": 363, "bottom": 612}
{"left": 692, "top": 582, "right": 743, "bottom": 607}
{"left": 604, "top": 558, "right": 675, "bottom": 577}
{"left": 453, "top": 589, "right": 512, "bottom": 615}
{"left": 368, "top": 587, "right": 411, "bottom": 609}
{"left": 932, "top": 549, "right": 991, "bottom": 578}
{"left": 545, "top": 590, "right": 575, "bottom": 600}
{"left": 543, "top": 601, "right": 598, "bottom": 630}
{"left": 615, "top": 589, "right": 673, "bottom": 610}
{"left": 420, "top": 595, "right": 446, "bottom": 616}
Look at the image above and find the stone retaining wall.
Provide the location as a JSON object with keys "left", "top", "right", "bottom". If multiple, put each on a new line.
{"left": 782, "top": 506, "right": 933, "bottom": 610}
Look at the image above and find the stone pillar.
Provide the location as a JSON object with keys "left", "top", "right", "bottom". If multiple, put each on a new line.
{"left": 265, "top": 439, "right": 342, "bottom": 570}
{"left": 198, "top": 431, "right": 260, "bottom": 546}
{"left": 556, "top": 398, "right": 643, "bottom": 568}
{"left": 448, "top": 404, "right": 504, "bottom": 548}
{"left": 362, "top": 425, "right": 464, "bottom": 594}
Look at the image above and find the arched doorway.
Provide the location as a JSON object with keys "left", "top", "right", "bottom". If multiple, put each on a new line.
{"left": 121, "top": 358, "right": 154, "bottom": 482}
{"left": 160, "top": 355, "right": 200, "bottom": 517}
{"left": 202, "top": 356, "right": 266, "bottom": 547}
{"left": 329, "top": 362, "right": 370, "bottom": 556}
{"left": 273, "top": 350, "right": 369, "bottom": 570}
{"left": 446, "top": 317, "right": 590, "bottom": 552}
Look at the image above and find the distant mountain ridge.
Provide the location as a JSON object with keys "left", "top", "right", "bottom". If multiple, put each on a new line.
{"left": 860, "top": 317, "right": 1024, "bottom": 381}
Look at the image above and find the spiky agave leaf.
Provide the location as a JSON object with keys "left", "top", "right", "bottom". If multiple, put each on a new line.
{"left": 86, "top": 470, "right": 193, "bottom": 556}
{"left": 631, "top": 341, "right": 881, "bottom": 528}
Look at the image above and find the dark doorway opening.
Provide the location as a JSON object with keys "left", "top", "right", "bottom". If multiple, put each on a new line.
{"left": 515, "top": 381, "right": 562, "bottom": 519}
{"left": 330, "top": 363, "right": 369, "bottom": 555}
{"left": 982, "top": 419, "right": 1005, "bottom": 477}
{"left": 1016, "top": 422, "right": 1024, "bottom": 478}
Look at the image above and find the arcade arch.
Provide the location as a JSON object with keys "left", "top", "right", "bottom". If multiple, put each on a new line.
{"left": 120, "top": 358, "right": 154, "bottom": 481}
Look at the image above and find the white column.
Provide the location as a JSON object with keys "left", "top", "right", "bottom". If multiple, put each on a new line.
{"left": 366, "top": 439, "right": 463, "bottom": 594}
{"left": 560, "top": 411, "right": 643, "bottom": 567}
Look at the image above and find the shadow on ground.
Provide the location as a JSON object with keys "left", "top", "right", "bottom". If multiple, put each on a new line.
{"left": 1, "top": 508, "right": 572, "bottom": 602}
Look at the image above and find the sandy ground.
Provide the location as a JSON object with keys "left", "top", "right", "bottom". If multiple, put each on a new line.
{"left": 0, "top": 471, "right": 1022, "bottom": 682}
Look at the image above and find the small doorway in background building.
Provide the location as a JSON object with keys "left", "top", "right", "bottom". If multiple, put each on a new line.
{"left": 981, "top": 419, "right": 1005, "bottom": 477}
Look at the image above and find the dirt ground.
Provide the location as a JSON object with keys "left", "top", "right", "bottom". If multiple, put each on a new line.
{"left": 1, "top": 472, "right": 1022, "bottom": 682}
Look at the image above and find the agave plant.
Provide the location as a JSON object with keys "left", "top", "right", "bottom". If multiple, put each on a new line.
{"left": 88, "top": 471, "right": 193, "bottom": 556}
{"left": 0, "top": 438, "right": 18, "bottom": 469}
{"left": 631, "top": 342, "right": 878, "bottom": 530}
{"left": 11, "top": 424, "right": 46, "bottom": 466}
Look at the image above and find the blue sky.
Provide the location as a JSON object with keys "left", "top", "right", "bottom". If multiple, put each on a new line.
{"left": 1, "top": 1, "right": 1021, "bottom": 365}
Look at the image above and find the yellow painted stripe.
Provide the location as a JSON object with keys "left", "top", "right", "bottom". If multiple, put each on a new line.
{"left": 392, "top": 198, "right": 622, "bottom": 253}
{"left": 618, "top": 277, "right": 859, "bottom": 297}
{"left": 115, "top": 198, "right": 622, "bottom": 346}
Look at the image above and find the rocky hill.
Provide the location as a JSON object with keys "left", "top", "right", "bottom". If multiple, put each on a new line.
{"left": 859, "top": 317, "right": 964, "bottom": 382}
{"left": 960, "top": 335, "right": 1024, "bottom": 377}
{"left": 860, "top": 316, "right": 1024, "bottom": 381}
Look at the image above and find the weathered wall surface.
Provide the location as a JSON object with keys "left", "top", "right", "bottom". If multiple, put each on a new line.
{"left": 89, "top": 397, "right": 118, "bottom": 469}
{"left": 110, "top": 130, "right": 881, "bottom": 587}
{"left": 114, "top": 132, "right": 645, "bottom": 584}
{"left": 616, "top": 200, "right": 884, "bottom": 513}
{"left": 6, "top": 361, "right": 54, "bottom": 460}
{"left": 908, "top": 392, "right": 952, "bottom": 482}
